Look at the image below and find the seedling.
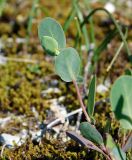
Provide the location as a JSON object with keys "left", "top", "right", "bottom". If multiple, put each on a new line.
{"left": 38, "top": 17, "right": 132, "bottom": 160}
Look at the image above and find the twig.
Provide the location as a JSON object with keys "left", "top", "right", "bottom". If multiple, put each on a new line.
{"left": 1, "top": 56, "right": 38, "bottom": 64}
{"left": 46, "top": 98, "right": 109, "bottom": 129}
{"left": 75, "top": 111, "right": 82, "bottom": 131}
{"left": 0, "top": 144, "right": 7, "bottom": 158}
{"left": 39, "top": 108, "right": 82, "bottom": 139}
{"left": 72, "top": 80, "right": 91, "bottom": 122}
{"left": 47, "top": 108, "right": 82, "bottom": 129}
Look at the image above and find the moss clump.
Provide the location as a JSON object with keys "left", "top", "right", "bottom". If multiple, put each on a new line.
{"left": 0, "top": 58, "right": 52, "bottom": 118}
{"left": 1, "top": 139, "right": 93, "bottom": 160}
{"left": 0, "top": 23, "right": 12, "bottom": 35}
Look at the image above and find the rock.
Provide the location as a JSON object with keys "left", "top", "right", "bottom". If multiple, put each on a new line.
{"left": 41, "top": 87, "right": 61, "bottom": 97}
{"left": 104, "top": 2, "right": 116, "bottom": 13}
{"left": 96, "top": 84, "right": 108, "bottom": 94}
{"left": 0, "top": 117, "right": 11, "bottom": 128}
{"left": 0, "top": 133, "right": 22, "bottom": 147}
{"left": 0, "top": 130, "right": 28, "bottom": 147}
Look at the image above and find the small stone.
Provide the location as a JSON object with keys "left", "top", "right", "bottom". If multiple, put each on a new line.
{"left": 104, "top": 2, "right": 116, "bottom": 13}
{"left": 0, "top": 133, "right": 21, "bottom": 146}
{"left": 97, "top": 84, "right": 108, "bottom": 94}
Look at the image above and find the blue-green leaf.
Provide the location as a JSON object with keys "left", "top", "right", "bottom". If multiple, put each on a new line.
{"left": 110, "top": 75, "right": 132, "bottom": 129}
{"left": 38, "top": 17, "right": 66, "bottom": 56}
{"left": 41, "top": 36, "right": 60, "bottom": 56}
{"left": 80, "top": 122, "right": 104, "bottom": 145}
{"left": 87, "top": 75, "right": 96, "bottom": 118}
{"left": 55, "top": 47, "right": 81, "bottom": 82}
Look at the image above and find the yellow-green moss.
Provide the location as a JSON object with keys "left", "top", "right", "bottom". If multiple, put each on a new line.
{"left": 0, "top": 138, "right": 105, "bottom": 160}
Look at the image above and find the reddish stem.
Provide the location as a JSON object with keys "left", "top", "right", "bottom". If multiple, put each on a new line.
{"left": 73, "top": 80, "right": 91, "bottom": 123}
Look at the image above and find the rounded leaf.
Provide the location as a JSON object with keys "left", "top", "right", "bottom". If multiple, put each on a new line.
{"left": 41, "top": 36, "right": 59, "bottom": 56}
{"left": 38, "top": 17, "right": 66, "bottom": 55}
{"left": 110, "top": 76, "right": 132, "bottom": 129}
{"left": 55, "top": 48, "right": 81, "bottom": 82}
{"left": 80, "top": 122, "right": 104, "bottom": 145}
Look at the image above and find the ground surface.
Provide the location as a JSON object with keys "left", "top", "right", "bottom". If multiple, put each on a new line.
{"left": 0, "top": 0, "right": 132, "bottom": 159}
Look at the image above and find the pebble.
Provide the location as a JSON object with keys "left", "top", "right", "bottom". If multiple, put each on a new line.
{"left": 104, "top": 2, "right": 116, "bottom": 13}
{"left": 0, "top": 133, "right": 24, "bottom": 147}
{"left": 0, "top": 117, "right": 11, "bottom": 128}
{"left": 96, "top": 84, "right": 108, "bottom": 94}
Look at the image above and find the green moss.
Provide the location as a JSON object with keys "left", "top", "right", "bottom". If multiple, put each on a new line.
{"left": 0, "top": 23, "right": 12, "bottom": 35}
{"left": 0, "top": 138, "right": 107, "bottom": 160}
{"left": 0, "top": 55, "right": 52, "bottom": 117}
{"left": 0, "top": 0, "right": 131, "bottom": 159}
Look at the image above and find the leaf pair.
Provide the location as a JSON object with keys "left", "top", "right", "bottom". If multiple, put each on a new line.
{"left": 38, "top": 17, "right": 66, "bottom": 56}
{"left": 38, "top": 17, "right": 81, "bottom": 82}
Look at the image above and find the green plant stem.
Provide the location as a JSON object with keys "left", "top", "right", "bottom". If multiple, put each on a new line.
{"left": 74, "top": 2, "right": 89, "bottom": 51}
{"left": 63, "top": 9, "right": 76, "bottom": 32}
{"left": 63, "top": 0, "right": 77, "bottom": 32}
{"left": 84, "top": 0, "right": 95, "bottom": 45}
{"left": 74, "top": 17, "right": 82, "bottom": 53}
{"left": 74, "top": 17, "right": 82, "bottom": 38}
{"left": 81, "top": 8, "right": 131, "bottom": 56}
{"left": 27, "top": 0, "right": 39, "bottom": 43}
{"left": 73, "top": 80, "right": 91, "bottom": 123}
{"left": 40, "top": 6, "right": 49, "bottom": 16}
{"left": 0, "top": 0, "right": 7, "bottom": 17}
{"left": 83, "top": 45, "right": 94, "bottom": 94}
